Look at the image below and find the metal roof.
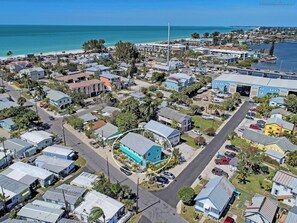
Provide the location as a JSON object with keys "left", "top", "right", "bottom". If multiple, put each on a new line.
{"left": 78, "top": 113, "right": 97, "bottom": 123}
{"left": 265, "top": 149, "right": 285, "bottom": 160}
{"left": 245, "top": 194, "right": 278, "bottom": 223}
{"left": 158, "top": 107, "right": 190, "bottom": 123}
{"left": 144, "top": 120, "right": 181, "bottom": 139}
{"left": 1, "top": 168, "right": 37, "bottom": 186}
{"left": 4, "top": 138, "right": 33, "bottom": 153}
{"left": 43, "top": 184, "right": 86, "bottom": 206}
{"left": 0, "top": 174, "right": 28, "bottom": 194}
{"left": 9, "top": 162, "right": 54, "bottom": 180}
{"left": 273, "top": 171, "right": 297, "bottom": 192}
{"left": 17, "top": 203, "right": 64, "bottom": 223}
{"left": 36, "top": 155, "right": 74, "bottom": 173}
{"left": 100, "top": 73, "right": 120, "bottom": 79}
{"left": 269, "top": 97, "right": 285, "bottom": 105}
{"left": 47, "top": 90, "right": 70, "bottom": 102}
{"left": 70, "top": 171, "right": 98, "bottom": 188}
{"left": 194, "top": 176, "right": 235, "bottom": 212}
{"left": 286, "top": 206, "right": 297, "bottom": 223}
{"left": 21, "top": 131, "right": 53, "bottom": 144}
{"left": 43, "top": 145, "right": 74, "bottom": 157}
{"left": 266, "top": 117, "right": 294, "bottom": 130}
{"left": 95, "top": 122, "right": 119, "bottom": 139}
{"left": 120, "top": 132, "right": 161, "bottom": 156}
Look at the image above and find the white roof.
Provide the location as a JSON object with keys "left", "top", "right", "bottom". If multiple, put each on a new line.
{"left": 71, "top": 172, "right": 98, "bottom": 189}
{"left": 43, "top": 145, "right": 74, "bottom": 157}
{"left": 215, "top": 73, "right": 297, "bottom": 90}
{"left": 9, "top": 162, "right": 53, "bottom": 180}
{"left": 74, "top": 191, "right": 124, "bottom": 222}
{"left": 21, "top": 131, "right": 53, "bottom": 143}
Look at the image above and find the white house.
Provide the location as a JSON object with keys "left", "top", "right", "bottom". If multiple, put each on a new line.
{"left": 46, "top": 90, "right": 72, "bottom": 110}
{"left": 21, "top": 131, "right": 53, "bottom": 150}
{"left": 272, "top": 170, "right": 297, "bottom": 207}
{"left": 194, "top": 176, "right": 235, "bottom": 220}
{"left": 269, "top": 97, "right": 285, "bottom": 108}
{"left": 74, "top": 190, "right": 125, "bottom": 223}
{"left": 18, "top": 67, "right": 45, "bottom": 80}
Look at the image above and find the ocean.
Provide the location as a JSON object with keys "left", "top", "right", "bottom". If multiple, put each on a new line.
{"left": 0, "top": 25, "right": 241, "bottom": 56}
{"left": 251, "top": 42, "right": 297, "bottom": 73}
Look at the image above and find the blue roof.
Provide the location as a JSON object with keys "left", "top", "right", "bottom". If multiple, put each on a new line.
{"left": 0, "top": 118, "right": 15, "bottom": 126}
{"left": 270, "top": 97, "right": 285, "bottom": 105}
{"left": 195, "top": 176, "right": 235, "bottom": 212}
{"left": 100, "top": 73, "right": 120, "bottom": 80}
{"left": 265, "top": 149, "right": 285, "bottom": 160}
{"left": 144, "top": 120, "right": 180, "bottom": 139}
{"left": 286, "top": 206, "right": 297, "bottom": 223}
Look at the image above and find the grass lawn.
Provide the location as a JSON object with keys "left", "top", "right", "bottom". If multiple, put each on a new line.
{"left": 231, "top": 137, "right": 250, "bottom": 148}
{"left": 127, "top": 214, "right": 142, "bottom": 223}
{"left": 192, "top": 116, "right": 222, "bottom": 133}
{"left": 75, "top": 156, "right": 87, "bottom": 168}
{"left": 140, "top": 181, "right": 165, "bottom": 191}
{"left": 181, "top": 133, "right": 200, "bottom": 149}
{"left": 180, "top": 204, "right": 201, "bottom": 223}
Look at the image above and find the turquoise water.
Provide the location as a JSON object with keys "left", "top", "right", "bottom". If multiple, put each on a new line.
{"left": 0, "top": 25, "right": 240, "bottom": 56}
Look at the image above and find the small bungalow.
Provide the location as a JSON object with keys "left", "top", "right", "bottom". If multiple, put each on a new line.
{"left": 3, "top": 138, "right": 33, "bottom": 158}
{"left": 0, "top": 118, "right": 16, "bottom": 130}
{"left": 130, "top": 92, "right": 146, "bottom": 101}
{"left": 264, "top": 117, "right": 294, "bottom": 136}
{"left": 101, "top": 106, "right": 120, "bottom": 117}
{"left": 194, "top": 176, "right": 235, "bottom": 220}
{"left": 21, "top": 131, "right": 53, "bottom": 150}
{"left": 42, "top": 145, "right": 76, "bottom": 160}
{"left": 70, "top": 171, "right": 98, "bottom": 189}
{"left": 95, "top": 122, "right": 120, "bottom": 142}
{"left": 120, "top": 132, "right": 162, "bottom": 169}
{"left": 245, "top": 194, "right": 278, "bottom": 223}
{"left": 269, "top": 97, "right": 285, "bottom": 107}
{"left": 46, "top": 90, "right": 72, "bottom": 110}
{"left": 270, "top": 108, "right": 290, "bottom": 120}
{"left": 100, "top": 73, "right": 121, "bottom": 90}
{"left": 286, "top": 206, "right": 297, "bottom": 223}
{"left": 88, "top": 120, "right": 106, "bottom": 131}
{"left": 78, "top": 113, "right": 98, "bottom": 124}
{"left": 265, "top": 149, "right": 285, "bottom": 164}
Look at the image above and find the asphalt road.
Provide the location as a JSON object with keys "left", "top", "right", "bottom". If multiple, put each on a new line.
{"left": 4, "top": 82, "right": 186, "bottom": 223}
{"left": 153, "top": 101, "right": 253, "bottom": 207}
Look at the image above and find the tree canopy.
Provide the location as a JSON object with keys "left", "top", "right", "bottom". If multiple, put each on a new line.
{"left": 113, "top": 41, "right": 139, "bottom": 63}
{"left": 82, "top": 39, "right": 106, "bottom": 53}
{"left": 177, "top": 186, "right": 196, "bottom": 205}
{"left": 191, "top": 32, "right": 200, "bottom": 39}
{"left": 116, "top": 112, "right": 138, "bottom": 132}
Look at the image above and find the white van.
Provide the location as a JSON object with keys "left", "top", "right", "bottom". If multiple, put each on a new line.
{"left": 212, "top": 98, "right": 224, "bottom": 103}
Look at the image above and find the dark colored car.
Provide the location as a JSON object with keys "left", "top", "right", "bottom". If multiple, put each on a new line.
{"left": 120, "top": 166, "right": 132, "bottom": 176}
{"left": 224, "top": 151, "right": 236, "bottom": 159}
{"left": 249, "top": 124, "right": 261, "bottom": 130}
{"left": 215, "top": 157, "right": 230, "bottom": 165}
{"left": 257, "top": 120, "right": 266, "bottom": 128}
{"left": 156, "top": 176, "right": 169, "bottom": 184}
{"left": 245, "top": 115, "right": 254, "bottom": 120}
{"left": 48, "top": 116, "right": 55, "bottom": 121}
{"left": 212, "top": 167, "right": 229, "bottom": 177}
{"left": 225, "top": 145, "right": 239, "bottom": 152}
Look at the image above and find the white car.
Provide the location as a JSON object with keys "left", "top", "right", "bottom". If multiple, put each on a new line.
{"left": 192, "top": 129, "right": 202, "bottom": 135}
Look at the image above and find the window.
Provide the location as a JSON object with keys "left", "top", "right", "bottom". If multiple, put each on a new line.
{"left": 274, "top": 189, "right": 279, "bottom": 195}
{"left": 147, "top": 152, "right": 151, "bottom": 157}
{"left": 197, "top": 202, "right": 204, "bottom": 208}
{"left": 210, "top": 207, "right": 220, "bottom": 215}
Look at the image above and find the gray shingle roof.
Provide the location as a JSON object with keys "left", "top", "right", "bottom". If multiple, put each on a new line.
{"left": 194, "top": 176, "right": 235, "bottom": 212}
{"left": 4, "top": 138, "right": 33, "bottom": 153}
{"left": 95, "top": 122, "right": 119, "bottom": 139}
{"left": 36, "top": 155, "right": 74, "bottom": 174}
{"left": 43, "top": 184, "right": 86, "bottom": 206}
{"left": 265, "top": 149, "right": 285, "bottom": 160}
{"left": 78, "top": 113, "right": 97, "bottom": 123}
{"left": 273, "top": 171, "right": 297, "bottom": 193}
{"left": 120, "top": 132, "right": 161, "bottom": 156}
{"left": 286, "top": 206, "right": 297, "bottom": 223}
{"left": 47, "top": 90, "right": 70, "bottom": 102}
{"left": 266, "top": 117, "right": 294, "bottom": 130}
{"left": 242, "top": 129, "right": 297, "bottom": 152}
{"left": 158, "top": 107, "right": 190, "bottom": 123}
{"left": 0, "top": 174, "right": 29, "bottom": 194}
{"left": 144, "top": 120, "right": 181, "bottom": 139}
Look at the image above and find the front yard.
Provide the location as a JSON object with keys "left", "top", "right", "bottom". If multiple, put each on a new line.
{"left": 181, "top": 133, "right": 200, "bottom": 149}
{"left": 192, "top": 116, "right": 222, "bottom": 133}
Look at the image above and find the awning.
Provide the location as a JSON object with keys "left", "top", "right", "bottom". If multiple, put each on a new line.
{"left": 276, "top": 195, "right": 293, "bottom": 200}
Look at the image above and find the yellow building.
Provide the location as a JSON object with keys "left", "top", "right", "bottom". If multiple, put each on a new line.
{"left": 264, "top": 117, "right": 294, "bottom": 136}
{"left": 242, "top": 129, "right": 297, "bottom": 154}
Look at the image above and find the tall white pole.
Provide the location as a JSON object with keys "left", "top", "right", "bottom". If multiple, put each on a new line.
{"left": 167, "top": 23, "right": 170, "bottom": 66}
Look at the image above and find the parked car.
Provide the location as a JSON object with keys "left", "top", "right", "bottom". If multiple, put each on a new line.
{"left": 196, "top": 95, "right": 202, "bottom": 101}
{"left": 156, "top": 176, "right": 169, "bottom": 184}
{"left": 224, "top": 216, "right": 235, "bottom": 223}
{"left": 160, "top": 171, "right": 175, "bottom": 180}
{"left": 192, "top": 129, "right": 202, "bottom": 135}
{"left": 215, "top": 157, "right": 230, "bottom": 165}
{"left": 245, "top": 115, "right": 254, "bottom": 120}
{"left": 238, "top": 126, "right": 246, "bottom": 132}
{"left": 212, "top": 167, "right": 229, "bottom": 177}
{"left": 48, "top": 116, "right": 55, "bottom": 121}
{"left": 120, "top": 166, "right": 132, "bottom": 176}
{"left": 247, "top": 111, "right": 256, "bottom": 117}
{"left": 249, "top": 124, "right": 261, "bottom": 130}
{"left": 257, "top": 120, "right": 266, "bottom": 128}
{"left": 202, "top": 96, "right": 209, "bottom": 101}
{"left": 216, "top": 152, "right": 225, "bottom": 158}
{"left": 225, "top": 145, "right": 239, "bottom": 152}
{"left": 197, "top": 89, "right": 204, "bottom": 94}
{"left": 89, "top": 140, "right": 99, "bottom": 148}
{"left": 224, "top": 151, "right": 236, "bottom": 159}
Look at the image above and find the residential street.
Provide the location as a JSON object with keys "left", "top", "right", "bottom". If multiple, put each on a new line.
{"left": 3, "top": 81, "right": 251, "bottom": 222}
{"left": 153, "top": 101, "right": 253, "bottom": 207}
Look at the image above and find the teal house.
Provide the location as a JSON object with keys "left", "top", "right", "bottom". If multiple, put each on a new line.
{"left": 120, "top": 132, "right": 162, "bottom": 169}
{"left": 0, "top": 118, "right": 16, "bottom": 130}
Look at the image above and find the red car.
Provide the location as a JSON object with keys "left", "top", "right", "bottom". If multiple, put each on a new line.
{"left": 224, "top": 216, "right": 235, "bottom": 223}
{"left": 249, "top": 124, "right": 261, "bottom": 130}
{"left": 215, "top": 157, "right": 230, "bottom": 165}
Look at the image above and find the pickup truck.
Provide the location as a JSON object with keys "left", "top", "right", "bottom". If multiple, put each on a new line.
{"left": 215, "top": 157, "right": 230, "bottom": 165}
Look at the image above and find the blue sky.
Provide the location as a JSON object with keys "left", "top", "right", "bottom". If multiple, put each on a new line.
{"left": 0, "top": 0, "right": 296, "bottom": 26}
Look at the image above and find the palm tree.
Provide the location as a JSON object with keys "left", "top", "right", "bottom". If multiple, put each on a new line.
{"left": 0, "top": 188, "right": 7, "bottom": 212}
{"left": 17, "top": 96, "right": 27, "bottom": 106}
{"left": 0, "top": 137, "right": 8, "bottom": 166}
{"left": 89, "top": 206, "right": 105, "bottom": 223}
{"left": 34, "top": 85, "right": 46, "bottom": 100}
{"left": 6, "top": 51, "right": 13, "bottom": 57}
{"left": 20, "top": 73, "right": 31, "bottom": 90}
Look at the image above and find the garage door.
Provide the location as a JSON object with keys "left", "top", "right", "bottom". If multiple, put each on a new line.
{"left": 250, "top": 86, "right": 259, "bottom": 98}
{"left": 229, "top": 83, "right": 237, "bottom": 93}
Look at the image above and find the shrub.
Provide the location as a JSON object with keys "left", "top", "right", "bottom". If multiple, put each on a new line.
{"left": 177, "top": 186, "right": 196, "bottom": 205}
{"left": 194, "top": 136, "right": 206, "bottom": 146}
{"left": 204, "top": 127, "right": 216, "bottom": 136}
{"left": 263, "top": 155, "right": 280, "bottom": 166}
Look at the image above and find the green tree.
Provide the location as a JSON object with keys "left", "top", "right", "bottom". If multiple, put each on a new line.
{"left": 269, "top": 39, "right": 275, "bottom": 56}
{"left": 194, "top": 136, "right": 206, "bottom": 146}
{"left": 171, "top": 119, "right": 178, "bottom": 129}
{"left": 177, "top": 186, "right": 196, "bottom": 205}
{"left": 120, "top": 97, "right": 140, "bottom": 118}
{"left": 17, "top": 96, "right": 26, "bottom": 106}
{"left": 116, "top": 112, "right": 138, "bottom": 132}
{"left": 286, "top": 151, "right": 297, "bottom": 167}
{"left": 156, "top": 91, "right": 163, "bottom": 99}
{"left": 151, "top": 72, "right": 166, "bottom": 83}
{"left": 113, "top": 41, "right": 139, "bottom": 63}
{"left": 34, "top": 85, "right": 46, "bottom": 100}
{"left": 6, "top": 51, "right": 13, "bottom": 57}
{"left": 204, "top": 127, "right": 216, "bottom": 136}
{"left": 203, "top": 32, "right": 209, "bottom": 38}
{"left": 66, "top": 116, "right": 84, "bottom": 130}
{"left": 191, "top": 32, "right": 200, "bottom": 39}
{"left": 82, "top": 39, "right": 106, "bottom": 53}
{"left": 89, "top": 207, "right": 105, "bottom": 223}
{"left": 285, "top": 94, "right": 297, "bottom": 113}
{"left": 139, "top": 97, "right": 157, "bottom": 122}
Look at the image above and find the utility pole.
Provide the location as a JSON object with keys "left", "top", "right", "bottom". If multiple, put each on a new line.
{"left": 136, "top": 177, "right": 139, "bottom": 213}
{"left": 1, "top": 185, "right": 7, "bottom": 211}
{"left": 106, "top": 156, "right": 110, "bottom": 182}
{"left": 62, "top": 118, "right": 66, "bottom": 146}
{"left": 167, "top": 22, "right": 171, "bottom": 67}
{"left": 62, "top": 189, "right": 69, "bottom": 218}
